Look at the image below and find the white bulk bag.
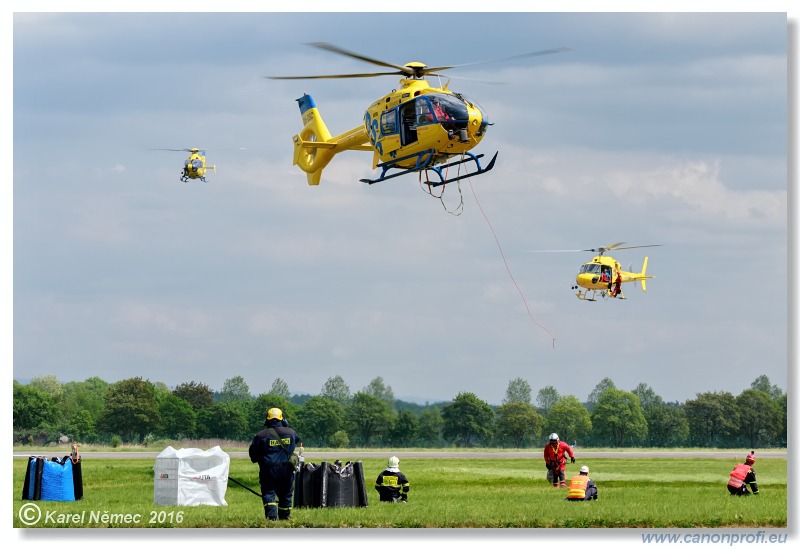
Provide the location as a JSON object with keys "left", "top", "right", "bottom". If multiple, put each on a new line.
{"left": 154, "top": 446, "right": 230, "bottom": 506}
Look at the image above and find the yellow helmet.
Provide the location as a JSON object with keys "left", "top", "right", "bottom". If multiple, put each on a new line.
{"left": 266, "top": 407, "right": 284, "bottom": 422}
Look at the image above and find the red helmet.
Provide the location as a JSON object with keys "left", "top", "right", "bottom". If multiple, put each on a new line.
{"left": 745, "top": 451, "right": 756, "bottom": 465}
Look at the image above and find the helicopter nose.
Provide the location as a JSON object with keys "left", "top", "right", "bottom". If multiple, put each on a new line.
{"left": 576, "top": 274, "right": 595, "bottom": 287}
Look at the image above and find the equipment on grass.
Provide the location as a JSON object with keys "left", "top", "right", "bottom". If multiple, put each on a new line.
{"left": 154, "top": 446, "right": 230, "bottom": 506}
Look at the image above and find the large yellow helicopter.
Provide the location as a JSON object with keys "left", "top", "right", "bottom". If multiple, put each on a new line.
{"left": 570, "top": 243, "right": 661, "bottom": 301}
{"left": 268, "top": 42, "right": 568, "bottom": 186}
{"left": 152, "top": 148, "right": 216, "bottom": 182}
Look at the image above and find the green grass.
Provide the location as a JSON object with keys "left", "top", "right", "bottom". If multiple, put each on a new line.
{"left": 12, "top": 456, "right": 786, "bottom": 528}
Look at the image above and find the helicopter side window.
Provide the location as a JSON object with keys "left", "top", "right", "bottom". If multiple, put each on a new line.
{"left": 416, "top": 99, "right": 434, "bottom": 125}
{"left": 380, "top": 110, "right": 398, "bottom": 135}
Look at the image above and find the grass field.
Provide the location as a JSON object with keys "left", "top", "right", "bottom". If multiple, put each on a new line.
{"left": 12, "top": 453, "right": 787, "bottom": 529}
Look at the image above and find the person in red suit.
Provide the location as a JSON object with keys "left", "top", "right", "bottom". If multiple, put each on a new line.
{"left": 543, "top": 433, "right": 575, "bottom": 488}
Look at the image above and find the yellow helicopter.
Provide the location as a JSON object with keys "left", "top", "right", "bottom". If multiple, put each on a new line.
{"left": 570, "top": 243, "right": 661, "bottom": 301}
{"left": 152, "top": 148, "right": 216, "bottom": 182}
{"left": 268, "top": 42, "right": 568, "bottom": 186}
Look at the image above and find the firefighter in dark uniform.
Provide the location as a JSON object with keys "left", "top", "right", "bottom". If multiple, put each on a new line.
{"left": 248, "top": 407, "right": 303, "bottom": 520}
{"left": 375, "top": 456, "right": 410, "bottom": 503}
{"left": 727, "top": 451, "right": 759, "bottom": 496}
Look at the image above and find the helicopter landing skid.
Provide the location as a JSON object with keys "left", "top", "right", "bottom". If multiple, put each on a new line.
{"left": 360, "top": 151, "right": 498, "bottom": 186}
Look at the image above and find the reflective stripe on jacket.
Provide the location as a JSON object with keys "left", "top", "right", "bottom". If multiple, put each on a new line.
{"left": 567, "top": 475, "right": 588, "bottom": 499}
{"left": 728, "top": 463, "right": 751, "bottom": 488}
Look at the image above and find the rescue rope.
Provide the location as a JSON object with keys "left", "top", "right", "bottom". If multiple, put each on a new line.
{"left": 228, "top": 476, "right": 263, "bottom": 498}
{"left": 419, "top": 164, "right": 464, "bottom": 216}
{"left": 467, "top": 178, "right": 557, "bottom": 349}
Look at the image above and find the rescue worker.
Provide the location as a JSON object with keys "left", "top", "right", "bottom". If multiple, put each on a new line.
{"left": 566, "top": 465, "right": 598, "bottom": 501}
{"left": 248, "top": 407, "right": 303, "bottom": 520}
{"left": 727, "top": 451, "right": 759, "bottom": 496}
{"left": 543, "top": 433, "right": 575, "bottom": 488}
{"left": 375, "top": 456, "right": 410, "bottom": 503}
{"left": 610, "top": 270, "right": 623, "bottom": 297}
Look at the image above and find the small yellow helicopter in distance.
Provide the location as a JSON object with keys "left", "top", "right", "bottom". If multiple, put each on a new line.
{"left": 152, "top": 148, "right": 216, "bottom": 182}
{"left": 267, "top": 42, "right": 568, "bottom": 186}
{"left": 570, "top": 243, "right": 661, "bottom": 301}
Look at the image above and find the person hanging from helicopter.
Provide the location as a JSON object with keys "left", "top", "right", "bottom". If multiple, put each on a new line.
{"left": 610, "top": 269, "right": 623, "bottom": 297}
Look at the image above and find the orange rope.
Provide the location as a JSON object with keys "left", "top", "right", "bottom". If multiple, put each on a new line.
{"left": 468, "top": 179, "right": 557, "bottom": 349}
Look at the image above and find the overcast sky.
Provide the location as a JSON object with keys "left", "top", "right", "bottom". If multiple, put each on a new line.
{"left": 6, "top": 5, "right": 795, "bottom": 409}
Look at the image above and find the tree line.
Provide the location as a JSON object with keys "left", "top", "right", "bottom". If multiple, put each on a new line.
{"left": 13, "top": 373, "right": 786, "bottom": 449}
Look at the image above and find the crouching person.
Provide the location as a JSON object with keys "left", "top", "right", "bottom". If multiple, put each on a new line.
{"left": 566, "top": 465, "right": 598, "bottom": 501}
{"left": 728, "top": 451, "right": 759, "bottom": 496}
{"left": 375, "top": 456, "right": 410, "bottom": 503}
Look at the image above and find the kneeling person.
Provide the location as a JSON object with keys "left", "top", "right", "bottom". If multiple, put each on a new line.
{"left": 566, "top": 465, "right": 598, "bottom": 501}
{"left": 375, "top": 456, "right": 410, "bottom": 503}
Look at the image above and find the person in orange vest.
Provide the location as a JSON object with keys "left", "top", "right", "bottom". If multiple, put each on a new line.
{"left": 543, "top": 433, "right": 575, "bottom": 488}
{"left": 727, "top": 451, "right": 759, "bottom": 496}
{"left": 566, "top": 465, "right": 598, "bottom": 501}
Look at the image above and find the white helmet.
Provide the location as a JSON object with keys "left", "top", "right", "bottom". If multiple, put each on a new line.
{"left": 580, "top": 465, "right": 589, "bottom": 474}
{"left": 388, "top": 456, "right": 400, "bottom": 468}
{"left": 549, "top": 433, "right": 559, "bottom": 441}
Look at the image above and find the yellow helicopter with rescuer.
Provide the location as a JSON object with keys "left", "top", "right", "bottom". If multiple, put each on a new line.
{"left": 267, "top": 42, "right": 568, "bottom": 186}
{"left": 571, "top": 243, "right": 661, "bottom": 301}
{"left": 151, "top": 148, "right": 216, "bottom": 182}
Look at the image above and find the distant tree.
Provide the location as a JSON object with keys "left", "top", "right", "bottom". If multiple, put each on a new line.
{"left": 388, "top": 409, "right": 420, "bottom": 447}
{"left": 269, "top": 378, "right": 291, "bottom": 400}
{"left": 296, "top": 396, "right": 345, "bottom": 447}
{"left": 13, "top": 380, "right": 59, "bottom": 430}
{"left": 345, "top": 392, "right": 393, "bottom": 446}
{"left": 591, "top": 388, "right": 647, "bottom": 447}
{"left": 535, "top": 386, "right": 561, "bottom": 415}
{"left": 29, "top": 375, "right": 64, "bottom": 404}
{"left": 173, "top": 381, "right": 214, "bottom": 410}
{"left": 644, "top": 403, "right": 689, "bottom": 447}
{"left": 97, "top": 377, "right": 161, "bottom": 442}
{"left": 363, "top": 377, "right": 395, "bottom": 410}
{"left": 503, "top": 378, "right": 532, "bottom": 405}
{"left": 158, "top": 394, "right": 197, "bottom": 439}
{"left": 749, "top": 375, "right": 783, "bottom": 401}
{"left": 417, "top": 406, "right": 445, "bottom": 447}
{"left": 587, "top": 377, "right": 616, "bottom": 411}
{"left": 441, "top": 392, "right": 494, "bottom": 447}
{"left": 735, "top": 389, "right": 781, "bottom": 448}
{"left": 60, "top": 377, "right": 109, "bottom": 435}
{"left": 321, "top": 375, "right": 351, "bottom": 406}
{"left": 197, "top": 402, "right": 250, "bottom": 440}
{"left": 683, "top": 392, "right": 739, "bottom": 447}
{"left": 545, "top": 395, "right": 592, "bottom": 445}
{"left": 632, "top": 383, "right": 664, "bottom": 411}
{"left": 775, "top": 393, "right": 787, "bottom": 446}
{"left": 61, "top": 409, "right": 96, "bottom": 442}
{"left": 219, "top": 376, "right": 251, "bottom": 403}
{"left": 496, "top": 401, "right": 543, "bottom": 448}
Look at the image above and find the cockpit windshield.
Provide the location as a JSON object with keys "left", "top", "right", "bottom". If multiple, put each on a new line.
{"left": 422, "top": 93, "right": 468, "bottom": 123}
{"left": 578, "top": 263, "right": 602, "bottom": 275}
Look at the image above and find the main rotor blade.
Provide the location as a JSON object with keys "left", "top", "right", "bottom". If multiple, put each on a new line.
{"left": 307, "top": 42, "right": 413, "bottom": 74}
{"left": 425, "top": 47, "right": 570, "bottom": 73}
{"left": 609, "top": 244, "right": 662, "bottom": 251}
{"left": 267, "top": 71, "right": 405, "bottom": 80}
{"left": 527, "top": 249, "right": 586, "bottom": 253}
